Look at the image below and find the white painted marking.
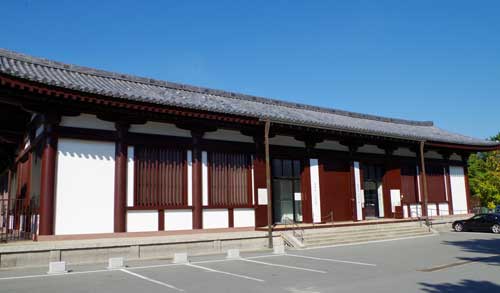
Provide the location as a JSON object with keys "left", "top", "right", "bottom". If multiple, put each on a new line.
{"left": 120, "top": 269, "right": 184, "bottom": 291}
{"left": 286, "top": 254, "right": 376, "bottom": 267}
{"left": 241, "top": 258, "right": 327, "bottom": 273}
{"left": 186, "top": 263, "right": 264, "bottom": 282}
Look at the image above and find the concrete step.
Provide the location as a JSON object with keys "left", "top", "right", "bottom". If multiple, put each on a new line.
{"left": 304, "top": 230, "right": 432, "bottom": 247}
{"left": 303, "top": 222, "right": 423, "bottom": 236}
{"left": 304, "top": 228, "right": 430, "bottom": 243}
{"left": 303, "top": 227, "right": 427, "bottom": 240}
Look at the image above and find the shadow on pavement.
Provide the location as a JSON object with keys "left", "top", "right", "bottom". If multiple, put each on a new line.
{"left": 443, "top": 237, "right": 500, "bottom": 265}
{"left": 420, "top": 280, "right": 500, "bottom": 293}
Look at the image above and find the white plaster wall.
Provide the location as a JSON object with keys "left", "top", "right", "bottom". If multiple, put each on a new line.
{"left": 353, "top": 161, "right": 363, "bottom": 221}
{"left": 409, "top": 204, "right": 422, "bottom": 217}
{"left": 357, "top": 144, "right": 385, "bottom": 154}
{"left": 234, "top": 209, "right": 256, "bottom": 227}
{"left": 187, "top": 150, "right": 193, "bottom": 206}
{"left": 127, "top": 210, "right": 158, "bottom": 232}
{"left": 55, "top": 139, "right": 115, "bottom": 235}
{"left": 165, "top": 210, "right": 193, "bottom": 231}
{"left": 439, "top": 203, "right": 450, "bottom": 216}
{"left": 202, "top": 151, "right": 208, "bottom": 206}
{"left": 129, "top": 121, "right": 191, "bottom": 137}
{"left": 425, "top": 151, "right": 443, "bottom": 160}
{"left": 251, "top": 155, "right": 255, "bottom": 205}
{"left": 60, "top": 114, "right": 115, "bottom": 131}
{"left": 394, "top": 147, "right": 416, "bottom": 157}
{"left": 310, "top": 159, "right": 322, "bottom": 223}
{"left": 269, "top": 135, "right": 305, "bottom": 148}
{"left": 203, "top": 209, "right": 229, "bottom": 229}
{"left": 403, "top": 205, "right": 409, "bottom": 218}
{"left": 203, "top": 129, "right": 254, "bottom": 143}
{"left": 127, "top": 146, "right": 134, "bottom": 207}
{"left": 450, "top": 166, "right": 468, "bottom": 215}
{"left": 315, "top": 140, "right": 349, "bottom": 151}
{"left": 450, "top": 153, "right": 462, "bottom": 161}
{"left": 427, "top": 203, "right": 438, "bottom": 217}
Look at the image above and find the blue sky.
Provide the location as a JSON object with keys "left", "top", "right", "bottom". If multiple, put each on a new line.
{"left": 3, "top": 0, "right": 500, "bottom": 139}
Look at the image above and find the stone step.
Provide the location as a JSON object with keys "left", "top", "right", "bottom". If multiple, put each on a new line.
{"left": 303, "top": 227, "right": 428, "bottom": 240}
{"left": 304, "top": 227, "right": 428, "bottom": 238}
{"left": 304, "top": 230, "right": 432, "bottom": 247}
{"left": 303, "top": 222, "right": 423, "bottom": 236}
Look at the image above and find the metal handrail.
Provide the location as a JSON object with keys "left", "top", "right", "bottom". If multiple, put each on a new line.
{"left": 312, "top": 210, "right": 334, "bottom": 228}
{"left": 283, "top": 217, "right": 304, "bottom": 243}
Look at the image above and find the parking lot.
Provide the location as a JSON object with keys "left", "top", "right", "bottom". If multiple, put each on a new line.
{"left": 0, "top": 231, "right": 499, "bottom": 293}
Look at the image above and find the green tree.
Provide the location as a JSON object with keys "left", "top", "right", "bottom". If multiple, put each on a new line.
{"left": 468, "top": 132, "right": 500, "bottom": 209}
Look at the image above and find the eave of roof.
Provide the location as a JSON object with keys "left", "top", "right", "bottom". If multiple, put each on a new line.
{"left": 0, "top": 48, "right": 498, "bottom": 150}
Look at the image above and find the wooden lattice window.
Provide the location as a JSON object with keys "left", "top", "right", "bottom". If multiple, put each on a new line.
{"left": 134, "top": 146, "right": 186, "bottom": 207}
{"left": 209, "top": 152, "right": 252, "bottom": 206}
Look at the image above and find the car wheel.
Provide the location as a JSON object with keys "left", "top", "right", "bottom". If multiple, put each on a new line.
{"left": 454, "top": 223, "right": 464, "bottom": 232}
{"left": 492, "top": 224, "right": 500, "bottom": 234}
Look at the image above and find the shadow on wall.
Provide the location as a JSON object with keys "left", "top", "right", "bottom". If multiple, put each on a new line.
{"left": 443, "top": 237, "right": 500, "bottom": 266}
{"left": 59, "top": 139, "right": 115, "bottom": 161}
{"left": 421, "top": 280, "right": 500, "bottom": 293}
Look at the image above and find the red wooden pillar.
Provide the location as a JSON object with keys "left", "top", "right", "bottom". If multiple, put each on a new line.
{"left": 253, "top": 135, "right": 268, "bottom": 228}
{"left": 39, "top": 115, "right": 59, "bottom": 236}
{"left": 114, "top": 123, "right": 129, "bottom": 233}
{"left": 191, "top": 131, "right": 203, "bottom": 229}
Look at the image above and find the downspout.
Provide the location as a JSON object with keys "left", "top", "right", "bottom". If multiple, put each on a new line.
{"left": 264, "top": 119, "right": 273, "bottom": 248}
{"left": 419, "top": 141, "right": 430, "bottom": 224}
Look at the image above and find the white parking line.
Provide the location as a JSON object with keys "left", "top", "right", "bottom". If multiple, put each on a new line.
{"left": 241, "top": 258, "right": 327, "bottom": 273}
{"left": 120, "top": 269, "right": 184, "bottom": 292}
{"left": 286, "top": 254, "right": 376, "bottom": 267}
{"left": 186, "top": 263, "right": 265, "bottom": 282}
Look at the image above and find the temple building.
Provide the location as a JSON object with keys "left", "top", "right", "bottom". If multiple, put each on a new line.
{"left": 0, "top": 49, "right": 498, "bottom": 240}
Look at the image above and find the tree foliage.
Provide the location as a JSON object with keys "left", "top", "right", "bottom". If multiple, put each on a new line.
{"left": 468, "top": 132, "right": 500, "bottom": 209}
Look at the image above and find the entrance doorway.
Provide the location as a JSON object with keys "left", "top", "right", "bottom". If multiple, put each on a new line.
{"left": 362, "top": 164, "right": 384, "bottom": 219}
{"left": 272, "top": 159, "right": 302, "bottom": 223}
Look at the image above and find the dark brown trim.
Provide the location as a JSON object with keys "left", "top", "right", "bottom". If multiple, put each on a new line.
{"left": 158, "top": 209, "right": 165, "bottom": 231}
{"left": 228, "top": 208, "right": 234, "bottom": 228}
{"left": 127, "top": 206, "right": 193, "bottom": 210}
{"left": 114, "top": 123, "right": 129, "bottom": 233}
{"left": 38, "top": 116, "right": 59, "bottom": 236}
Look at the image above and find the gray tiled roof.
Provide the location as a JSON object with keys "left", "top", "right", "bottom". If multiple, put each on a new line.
{"left": 0, "top": 48, "right": 497, "bottom": 147}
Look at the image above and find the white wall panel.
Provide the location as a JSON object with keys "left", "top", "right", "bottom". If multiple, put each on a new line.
{"left": 309, "top": 159, "right": 322, "bottom": 223}
{"left": 439, "top": 203, "right": 450, "bottom": 216}
{"left": 409, "top": 204, "right": 422, "bottom": 217}
{"left": 203, "top": 129, "right": 254, "bottom": 143}
{"left": 60, "top": 114, "right": 115, "bottom": 131}
{"left": 269, "top": 135, "right": 305, "bottom": 148}
{"left": 127, "top": 210, "right": 158, "bottom": 232}
{"left": 234, "top": 209, "right": 255, "bottom": 227}
{"left": 251, "top": 155, "right": 255, "bottom": 205}
{"left": 165, "top": 210, "right": 193, "bottom": 231}
{"left": 203, "top": 209, "right": 228, "bottom": 229}
{"left": 55, "top": 139, "right": 115, "bottom": 235}
{"left": 427, "top": 203, "right": 438, "bottom": 217}
{"left": 187, "top": 150, "right": 193, "bottom": 206}
{"left": 450, "top": 166, "right": 468, "bottom": 215}
{"left": 127, "top": 146, "right": 134, "bottom": 207}
{"left": 129, "top": 121, "right": 191, "bottom": 137}
{"left": 202, "top": 151, "right": 208, "bottom": 206}
{"left": 353, "top": 162, "right": 363, "bottom": 221}
{"left": 403, "top": 205, "right": 409, "bottom": 218}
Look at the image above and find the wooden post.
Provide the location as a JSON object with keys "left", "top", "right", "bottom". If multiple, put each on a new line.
{"left": 419, "top": 141, "right": 429, "bottom": 218}
{"left": 191, "top": 130, "right": 203, "bottom": 229}
{"left": 264, "top": 120, "right": 273, "bottom": 248}
{"left": 39, "top": 114, "right": 59, "bottom": 236}
{"left": 114, "top": 122, "right": 129, "bottom": 233}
